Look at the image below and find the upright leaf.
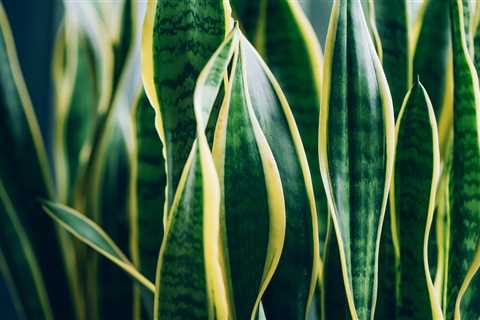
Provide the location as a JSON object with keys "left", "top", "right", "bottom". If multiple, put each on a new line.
{"left": 130, "top": 91, "right": 166, "bottom": 317}
{"left": 391, "top": 80, "right": 442, "bottom": 319}
{"left": 319, "top": 1, "right": 395, "bottom": 319}
{"left": 192, "top": 25, "right": 319, "bottom": 319}
{"left": 207, "top": 31, "right": 286, "bottom": 320}
{"left": 446, "top": 1, "right": 480, "bottom": 318}
{"left": 142, "top": 0, "right": 229, "bottom": 211}
{"left": 412, "top": 0, "right": 453, "bottom": 124}
{"left": 0, "top": 4, "right": 76, "bottom": 319}
{"left": 374, "top": 0, "right": 410, "bottom": 116}
{"left": 231, "top": 0, "right": 327, "bottom": 245}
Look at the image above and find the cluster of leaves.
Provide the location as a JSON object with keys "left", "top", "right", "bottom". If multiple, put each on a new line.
{"left": 1, "top": 1, "right": 480, "bottom": 320}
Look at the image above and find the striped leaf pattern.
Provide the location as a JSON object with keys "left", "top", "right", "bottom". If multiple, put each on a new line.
{"left": 231, "top": 0, "right": 327, "bottom": 248}
{"left": 142, "top": 0, "right": 229, "bottom": 211}
{"left": 392, "top": 80, "right": 442, "bottom": 319}
{"left": 319, "top": 1, "right": 395, "bottom": 319}
{"left": 446, "top": 1, "right": 480, "bottom": 319}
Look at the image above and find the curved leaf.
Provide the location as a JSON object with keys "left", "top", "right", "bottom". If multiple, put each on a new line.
{"left": 141, "top": 0, "right": 230, "bottom": 211}
{"left": 446, "top": 1, "right": 480, "bottom": 318}
{"left": 392, "top": 80, "right": 442, "bottom": 319}
{"left": 231, "top": 0, "right": 327, "bottom": 248}
{"left": 153, "top": 141, "right": 227, "bottom": 320}
{"left": 42, "top": 201, "right": 155, "bottom": 295}
{"left": 210, "top": 37, "right": 285, "bottom": 320}
{"left": 319, "top": 1, "right": 395, "bottom": 319}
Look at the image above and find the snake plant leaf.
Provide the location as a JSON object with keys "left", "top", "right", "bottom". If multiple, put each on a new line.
{"left": 242, "top": 35, "right": 319, "bottom": 320}
{"left": 0, "top": 247, "right": 26, "bottom": 320}
{"left": 130, "top": 91, "right": 166, "bottom": 320}
{"left": 150, "top": 28, "right": 237, "bottom": 320}
{"left": 319, "top": 1, "right": 395, "bottom": 319}
{"left": 131, "top": 91, "right": 166, "bottom": 284}
{"left": 142, "top": 0, "right": 230, "bottom": 211}
{"left": 52, "top": 16, "right": 98, "bottom": 204}
{"left": 231, "top": 0, "right": 327, "bottom": 247}
{"left": 42, "top": 201, "right": 155, "bottom": 296}
{"left": 412, "top": 0, "right": 453, "bottom": 152}
{"left": 0, "top": 181, "right": 52, "bottom": 320}
{"left": 153, "top": 139, "right": 227, "bottom": 320}
{"left": 374, "top": 0, "right": 410, "bottom": 116}
{"left": 446, "top": 1, "right": 480, "bottom": 318}
{"left": 210, "top": 38, "right": 285, "bottom": 320}
{"left": 191, "top": 25, "right": 319, "bottom": 319}
{"left": 0, "top": 4, "right": 76, "bottom": 319}
{"left": 391, "top": 80, "right": 442, "bottom": 319}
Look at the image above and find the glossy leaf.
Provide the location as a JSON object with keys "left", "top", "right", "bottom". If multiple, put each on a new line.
{"left": 192, "top": 25, "right": 319, "bottom": 319}
{"left": 446, "top": 1, "right": 480, "bottom": 318}
{"left": 231, "top": 0, "right": 327, "bottom": 247}
{"left": 0, "top": 4, "right": 76, "bottom": 319}
{"left": 142, "top": 0, "right": 229, "bottom": 211}
{"left": 211, "top": 36, "right": 285, "bottom": 320}
{"left": 319, "top": 1, "right": 395, "bottom": 319}
{"left": 391, "top": 80, "right": 442, "bottom": 319}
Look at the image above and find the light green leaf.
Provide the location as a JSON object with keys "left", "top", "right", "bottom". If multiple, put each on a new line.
{"left": 446, "top": 1, "right": 480, "bottom": 319}
{"left": 319, "top": 1, "right": 395, "bottom": 319}
{"left": 391, "top": 80, "right": 442, "bottom": 319}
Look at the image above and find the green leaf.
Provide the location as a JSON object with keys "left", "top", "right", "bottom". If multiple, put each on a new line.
{"left": 192, "top": 25, "right": 320, "bottom": 319}
{"left": 392, "top": 80, "right": 442, "bottom": 319}
{"left": 153, "top": 140, "right": 228, "bottom": 320}
{"left": 130, "top": 91, "right": 166, "bottom": 319}
{"left": 412, "top": 0, "right": 453, "bottom": 152}
{"left": 211, "top": 36, "right": 285, "bottom": 320}
{"left": 0, "top": 182, "right": 52, "bottom": 320}
{"left": 0, "top": 4, "right": 76, "bottom": 319}
{"left": 0, "top": 247, "right": 27, "bottom": 320}
{"left": 42, "top": 201, "right": 155, "bottom": 295}
{"left": 142, "top": 0, "right": 230, "bottom": 212}
{"left": 131, "top": 21, "right": 163, "bottom": 282}
{"left": 374, "top": 0, "right": 410, "bottom": 116}
{"left": 319, "top": 1, "right": 396, "bottom": 319}
{"left": 52, "top": 17, "right": 98, "bottom": 203}
{"left": 446, "top": 1, "right": 480, "bottom": 318}
{"left": 231, "top": 0, "right": 328, "bottom": 252}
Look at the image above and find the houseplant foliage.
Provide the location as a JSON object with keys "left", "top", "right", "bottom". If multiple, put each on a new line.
{"left": 1, "top": 0, "right": 480, "bottom": 320}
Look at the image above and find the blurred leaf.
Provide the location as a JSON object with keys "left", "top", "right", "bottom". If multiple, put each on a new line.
{"left": 0, "top": 4, "right": 76, "bottom": 319}
{"left": 42, "top": 201, "right": 155, "bottom": 295}
{"left": 319, "top": 1, "right": 395, "bottom": 319}
{"left": 446, "top": 0, "right": 480, "bottom": 318}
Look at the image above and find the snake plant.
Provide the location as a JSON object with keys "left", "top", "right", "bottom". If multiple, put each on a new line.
{"left": 1, "top": 0, "right": 480, "bottom": 319}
